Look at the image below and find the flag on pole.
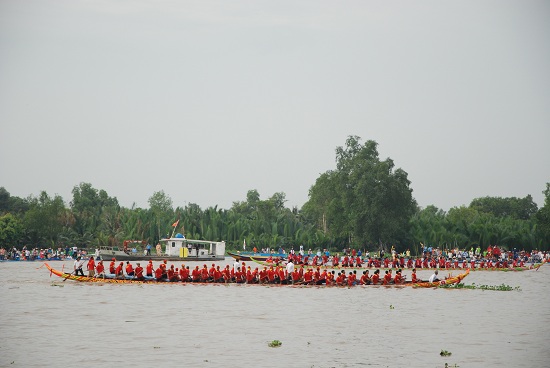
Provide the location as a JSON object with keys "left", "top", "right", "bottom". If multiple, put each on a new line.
{"left": 172, "top": 220, "right": 179, "bottom": 227}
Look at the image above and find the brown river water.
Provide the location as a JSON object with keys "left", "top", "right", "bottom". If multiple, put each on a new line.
{"left": 1, "top": 259, "right": 549, "bottom": 368}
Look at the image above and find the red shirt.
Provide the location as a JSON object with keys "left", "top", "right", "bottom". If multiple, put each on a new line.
{"left": 135, "top": 266, "right": 144, "bottom": 278}
{"left": 87, "top": 258, "right": 95, "bottom": 271}
{"left": 96, "top": 262, "right": 104, "bottom": 274}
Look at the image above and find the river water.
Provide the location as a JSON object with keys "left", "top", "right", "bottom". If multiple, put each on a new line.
{"left": 1, "top": 259, "right": 549, "bottom": 368}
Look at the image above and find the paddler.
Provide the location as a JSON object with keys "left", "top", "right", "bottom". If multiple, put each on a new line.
{"left": 109, "top": 258, "right": 116, "bottom": 274}
{"left": 411, "top": 268, "right": 419, "bottom": 283}
{"left": 87, "top": 256, "right": 95, "bottom": 277}
{"left": 371, "top": 269, "right": 380, "bottom": 284}
{"left": 134, "top": 262, "right": 144, "bottom": 280}
{"left": 115, "top": 262, "right": 124, "bottom": 278}
{"left": 146, "top": 260, "right": 154, "bottom": 277}
{"left": 125, "top": 261, "right": 134, "bottom": 276}
{"left": 95, "top": 260, "right": 105, "bottom": 278}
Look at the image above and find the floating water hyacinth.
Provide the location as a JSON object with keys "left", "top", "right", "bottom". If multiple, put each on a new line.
{"left": 268, "top": 340, "right": 282, "bottom": 348}
{"left": 439, "top": 283, "right": 521, "bottom": 291}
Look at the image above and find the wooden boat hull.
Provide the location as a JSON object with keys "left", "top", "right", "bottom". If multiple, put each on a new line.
{"left": 227, "top": 252, "right": 286, "bottom": 262}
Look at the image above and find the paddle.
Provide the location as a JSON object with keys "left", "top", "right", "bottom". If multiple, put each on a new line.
{"left": 62, "top": 269, "right": 77, "bottom": 281}
{"left": 64, "top": 260, "right": 84, "bottom": 281}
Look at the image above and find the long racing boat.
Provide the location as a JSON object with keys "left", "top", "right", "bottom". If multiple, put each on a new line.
{"left": 43, "top": 263, "right": 469, "bottom": 287}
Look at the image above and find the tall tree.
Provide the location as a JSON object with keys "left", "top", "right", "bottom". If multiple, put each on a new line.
{"left": 304, "top": 136, "right": 417, "bottom": 249}
{"left": 535, "top": 183, "right": 550, "bottom": 250}
{"left": 23, "top": 191, "right": 68, "bottom": 246}
{"left": 0, "top": 213, "right": 24, "bottom": 247}
{"left": 70, "top": 183, "right": 120, "bottom": 245}
{"left": 148, "top": 190, "right": 174, "bottom": 241}
{"left": 470, "top": 195, "right": 538, "bottom": 220}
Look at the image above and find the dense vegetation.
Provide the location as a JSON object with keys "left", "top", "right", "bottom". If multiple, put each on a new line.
{"left": 1, "top": 136, "right": 548, "bottom": 253}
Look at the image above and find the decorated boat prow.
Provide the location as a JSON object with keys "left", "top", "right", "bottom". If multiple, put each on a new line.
{"left": 413, "top": 268, "right": 470, "bottom": 288}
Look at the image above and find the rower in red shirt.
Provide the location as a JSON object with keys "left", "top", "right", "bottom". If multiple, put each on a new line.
{"left": 267, "top": 266, "right": 276, "bottom": 283}
{"left": 168, "top": 265, "right": 178, "bottom": 281}
{"left": 134, "top": 262, "right": 144, "bottom": 280}
{"left": 146, "top": 260, "right": 154, "bottom": 277}
{"left": 192, "top": 266, "right": 201, "bottom": 282}
{"left": 291, "top": 269, "right": 301, "bottom": 284}
{"left": 371, "top": 270, "right": 381, "bottom": 284}
{"left": 95, "top": 260, "right": 105, "bottom": 278}
{"left": 360, "top": 270, "right": 370, "bottom": 285}
{"left": 411, "top": 268, "right": 419, "bottom": 283}
{"left": 87, "top": 257, "right": 95, "bottom": 277}
{"left": 335, "top": 272, "right": 345, "bottom": 286}
{"left": 155, "top": 265, "right": 165, "bottom": 281}
{"left": 109, "top": 258, "right": 116, "bottom": 274}
{"left": 214, "top": 266, "right": 223, "bottom": 282}
{"left": 277, "top": 267, "right": 286, "bottom": 284}
{"left": 201, "top": 265, "right": 209, "bottom": 281}
{"left": 125, "top": 261, "right": 134, "bottom": 276}
{"left": 326, "top": 271, "right": 335, "bottom": 285}
{"left": 394, "top": 270, "right": 403, "bottom": 284}
{"left": 209, "top": 264, "right": 216, "bottom": 280}
{"left": 382, "top": 270, "right": 392, "bottom": 285}
{"left": 303, "top": 269, "right": 313, "bottom": 285}
{"left": 246, "top": 267, "right": 254, "bottom": 283}
{"left": 259, "top": 267, "right": 268, "bottom": 284}
{"left": 319, "top": 269, "right": 328, "bottom": 284}
{"left": 235, "top": 267, "right": 244, "bottom": 283}
{"left": 115, "top": 262, "right": 124, "bottom": 278}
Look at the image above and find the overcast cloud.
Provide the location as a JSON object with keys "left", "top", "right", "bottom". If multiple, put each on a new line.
{"left": 1, "top": 0, "right": 549, "bottom": 211}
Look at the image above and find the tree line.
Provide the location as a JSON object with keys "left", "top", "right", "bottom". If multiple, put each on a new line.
{"left": 1, "top": 136, "right": 549, "bottom": 253}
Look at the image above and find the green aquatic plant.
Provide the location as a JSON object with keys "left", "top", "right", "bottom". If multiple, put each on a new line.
{"left": 389, "top": 304, "right": 395, "bottom": 309}
{"left": 268, "top": 340, "right": 282, "bottom": 347}
{"left": 439, "top": 283, "right": 521, "bottom": 291}
{"left": 440, "top": 350, "right": 452, "bottom": 357}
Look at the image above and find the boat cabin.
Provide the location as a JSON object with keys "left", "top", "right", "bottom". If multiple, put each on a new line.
{"left": 162, "top": 233, "right": 225, "bottom": 258}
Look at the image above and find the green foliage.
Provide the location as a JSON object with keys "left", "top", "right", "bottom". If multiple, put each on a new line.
{"left": 0, "top": 213, "right": 24, "bottom": 246}
{"left": 410, "top": 202, "right": 545, "bottom": 252}
{"left": 23, "top": 192, "right": 69, "bottom": 246}
{"left": 470, "top": 195, "right": 538, "bottom": 220}
{"left": 0, "top": 148, "right": 546, "bottom": 252}
{"left": 304, "top": 135, "right": 416, "bottom": 250}
{"left": 534, "top": 183, "right": 550, "bottom": 246}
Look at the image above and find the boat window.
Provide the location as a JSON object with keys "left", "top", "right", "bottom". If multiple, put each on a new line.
{"left": 172, "top": 242, "right": 175, "bottom": 247}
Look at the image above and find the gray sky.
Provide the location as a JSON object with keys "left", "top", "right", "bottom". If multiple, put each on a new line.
{"left": 1, "top": 0, "right": 549, "bottom": 212}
